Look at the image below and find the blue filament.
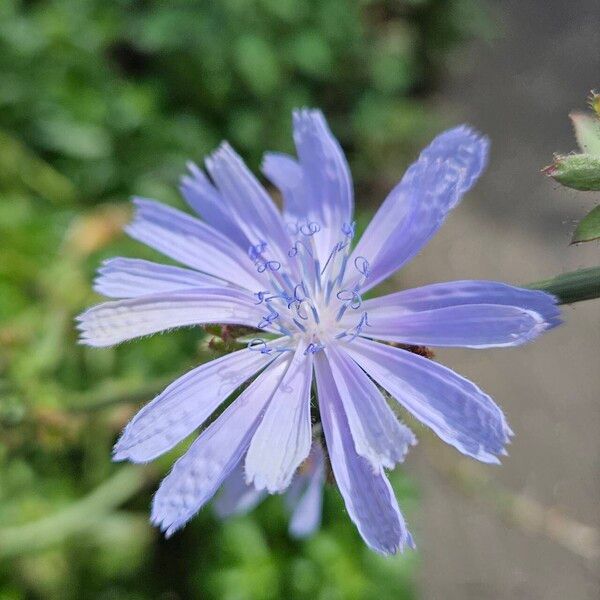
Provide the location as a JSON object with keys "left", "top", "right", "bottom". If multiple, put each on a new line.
{"left": 304, "top": 342, "right": 325, "bottom": 355}
{"left": 354, "top": 256, "right": 370, "bottom": 277}
{"left": 299, "top": 222, "right": 320, "bottom": 236}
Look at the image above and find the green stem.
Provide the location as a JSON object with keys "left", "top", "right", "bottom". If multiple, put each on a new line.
{"left": 0, "top": 466, "right": 149, "bottom": 558}
{"left": 527, "top": 266, "right": 600, "bottom": 304}
{"left": 65, "top": 375, "right": 179, "bottom": 412}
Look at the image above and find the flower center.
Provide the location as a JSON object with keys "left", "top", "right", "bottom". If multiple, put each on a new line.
{"left": 247, "top": 220, "right": 371, "bottom": 356}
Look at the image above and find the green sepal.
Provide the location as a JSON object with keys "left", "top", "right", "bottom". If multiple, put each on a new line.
{"left": 571, "top": 204, "right": 600, "bottom": 244}
{"left": 570, "top": 112, "right": 600, "bottom": 155}
{"left": 543, "top": 153, "right": 600, "bottom": 191}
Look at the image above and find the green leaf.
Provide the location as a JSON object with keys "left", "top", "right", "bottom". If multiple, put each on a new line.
{"left": 571, "top": 204, "right": 600, "bottom": 244}
{"left": 543, "top": 153, "right": 600, "bottom": 191}
{"left": 234, "top": 35, "right": 281, "bottom": 97}
{"left": 570, "top": 112, "right": 600, "bottom": 155}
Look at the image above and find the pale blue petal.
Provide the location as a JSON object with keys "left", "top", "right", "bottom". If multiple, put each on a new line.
{"left": 126, "top": 198, "right": 263, "bottom": 291}
{"left": 113, "top": 347, "right": 280, "bottom": 463}
{"left": 180, "top": 162, "right": 249, "bottom": 248}
{"left": 213, "top": 462, "right": 266, "bottom": 519}
{"left": 94, "top": 257, "right": 226, "bottom": 298}
{"left": 344, "top": 338, "right": 512, "bottom": 463}
{"left": 76, "top": 287, "right": 267, "bottom": 347}
{"left": 287, "top": 443, "right": 325, "bottom": 539}
{"left": 261, "top": 152, "right": 304, "bottom": 222}
{"left": 325, "top": 345, "right": 416, "bottom": 470}
{"left": 362, "top": 280, "right": 561, "bottom": 329}
{"left": 348, "top": 126, "right": 489, "bottom": 292}
{"left": 355, "top": 303, "right": 551, "bottom": 348}
{"left": 245, "top": 347, "right": 313, "bottom": 493}
{"left": 205, "top": 143, "right": 293, "bottom": 267}
{"left": 292, "top": 109, "right": 354, "bottom": 264}
{"left": 314, "top": 353, "right": 413, "bottom": 555}
{"left": 151, "top": 356, "right": 290, "bottom": 537}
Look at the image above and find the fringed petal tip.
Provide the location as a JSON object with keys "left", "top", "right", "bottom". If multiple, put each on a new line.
{"left": 149, "top": 512, "right": 182, "bottom": 540}
{"left": 451, "top": 123, "right": 490, "bottom": 145}
{"left": 509, "top": 301, "right": 562, "bottom": 346}
{"left": 205, "top": 140, "right": 235, "bottom": 168}
{"left": 150, "top": 491, "right": 195, "bottom": 539}
{"left": 442, "top": 124, "right": 491, "bottom": 161}
{"left": 111, "top": 449, "right": 128, "bottom": 463}
{"left": 292, "top": 107, "right": 325, "bottom": 124}
{"left": 111, "top": 436, "right": 139, "bottom": 463}
{"left": 475, "top": 423, "right": 513, "bottom": 465}
{"left": 373, "top": 529, "right": 416, "bottom": 556}
{"left": 530, "top": 289, "right": 563, "bottom": 330}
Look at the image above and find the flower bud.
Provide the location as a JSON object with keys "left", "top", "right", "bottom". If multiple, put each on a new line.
{"left": 543, "top": 154, "right": 600, "bottom": 191}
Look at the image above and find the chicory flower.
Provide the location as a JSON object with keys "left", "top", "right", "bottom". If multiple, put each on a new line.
{"left": 214, "top": 441, "right": 325, "bottom": 540}
{"left": 78, "top": 109, "right": 560, "bottom": 554}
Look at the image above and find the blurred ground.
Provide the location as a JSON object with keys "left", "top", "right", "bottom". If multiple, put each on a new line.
{"left": 402, "top": 2, "right": 600, "bottom": 598}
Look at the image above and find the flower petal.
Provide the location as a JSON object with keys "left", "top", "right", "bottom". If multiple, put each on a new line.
{"left": 94, "top": 257, "right": 226, "bottom": 298}
{"left": 261, "top": 152, "right": 304, "bottom": 223}
{"left": 314, "top": 353, "right": 413, "bottom": 555}
{"left": 355, "top": 303, "right": 551, "bottom": 348}
{"left": 325, "top": 345, "right": 416, "bottom": 470}
{"left": 205, "top": 143, "right": 293, "bottom": 268}
{"left": 180, "top": 162, "right": 249, "bottom": 248}
{"left": 151, "top": 356, "right": 290, "bottom": 537}
{"left": 77, "top": 287, "right": 266, "bottom": 347}
{"left": 113, "top": 347, "right": 280, "bottom": 463}
{"left": 348, "top": 126, "right": 489, "bottom": 292}
{"left": 213, "top": 462, "right": 266, "bottom": 519}
{"left": 361, "top": 280, "right": 561, "bottom": 329}
{"left": 126, "top": 198, "right": 263, "bottom": 291}
{"left": 291, "top": 109, "right": 354, "bottom": 264}
{"left": 245, "top": 346, "right": 313, "bottom": 493}
{"left": 288, "top": 444, "right": 326, "bottom": 539}
{"left": 344, "top": 338, "right": 512, "bottom": 463}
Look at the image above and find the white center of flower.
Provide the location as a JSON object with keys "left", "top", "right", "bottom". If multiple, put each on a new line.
{"left": 247, "top": 221, "right": 371, "bottom": 357}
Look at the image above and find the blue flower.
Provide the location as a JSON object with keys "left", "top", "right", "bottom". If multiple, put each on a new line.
{"left": 78, "top": 109, "right": 560, "bottom": 554}
{"left": 214, "top": 441, "right": 325, "bottom": 540}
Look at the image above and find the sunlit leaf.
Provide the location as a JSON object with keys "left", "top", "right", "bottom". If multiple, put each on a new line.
{"left": 571, "top": 204, "right": 600, "bottom": 244}
{"left": 570, "top": 112, "right": 600, "bottom": 155}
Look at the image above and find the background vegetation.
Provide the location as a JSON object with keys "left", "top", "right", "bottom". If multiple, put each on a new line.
{"left": 0, "top": 1, "right": 485, "bottom": 597}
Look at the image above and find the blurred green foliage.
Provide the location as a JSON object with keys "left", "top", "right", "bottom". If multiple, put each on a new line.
{"left": 0, "top": 0, "right": 485, "bottom": 597}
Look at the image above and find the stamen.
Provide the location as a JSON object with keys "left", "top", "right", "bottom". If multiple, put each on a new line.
{"left": 295, "top": 301, "right": 309, "bottom": 320}
{"left": 336, "top": 289, "right": 362, "bottom": 310}
{"left": 341, "top": 221, "right": 356, "bottom": 238}
{"left": 292, "top": 318, "right": 307, "bottom": 332}
{"left": 299, "top": 222, "right": 320, "bottom": 236}
{"left": 248, "top": 241, "right": 267, "bottom": 261}
{"left": 257, "top": 260, "right": 281, "bottom": 273}
{"left": 254, "top": 291, "right": 270, "bottom": 304}
{"left": 304, "top": 342, "right": 325, "bottom": 355}
{"left": 319, "top": 243, "right": 341, "bottom": 276}
{"left": 335, "top": 303, "right": 348, "bottom": 322}
{"left": 288, "top": 240, "right": 313, "bottom": 258}
{"left": 247, "top": 338, "right": 294, "bottom": 354}
{"left": 335, "top": 311, "right": 371, "bottom": 341}
{"left": 310, "top": 304, "right": 320, "bottom": 324}
{"left": 257, "top": 304, "right": 279, "bottom": 329}
{"left": 354, "top": 256, "right": 370, "bottom": 277}
{"left": 247, "top": 338, "right": 272, "bottom": 354}
{"left": 293, "top": 282, "right": 308, "bottom": 303}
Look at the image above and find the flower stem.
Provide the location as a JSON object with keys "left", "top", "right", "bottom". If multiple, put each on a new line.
{"left": 0, "top": 466, "right": 149, "bottom": 558}
{"left": 526, "top": 266, "right": 600, "bottom": 304}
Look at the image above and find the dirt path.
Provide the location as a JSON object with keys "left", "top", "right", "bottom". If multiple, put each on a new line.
{"left": 404, "top": 2, "right": 600, "bottom": 598}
